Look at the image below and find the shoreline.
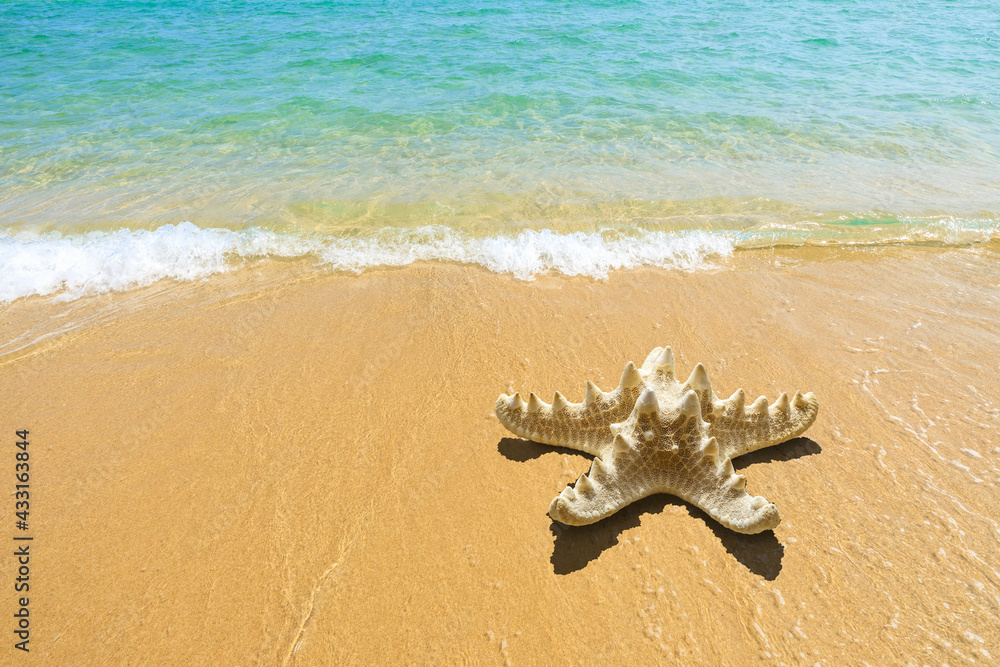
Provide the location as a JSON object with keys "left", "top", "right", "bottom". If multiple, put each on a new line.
{"left": 3, "top": 220, "right": 999, "bottom": 306}
{"left": 1, "top": 243, "right": 999, "bottom": 663}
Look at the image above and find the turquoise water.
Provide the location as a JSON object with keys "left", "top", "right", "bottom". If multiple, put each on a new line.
{"left": 1, "top": 0, "right": 999, "bottom": 299}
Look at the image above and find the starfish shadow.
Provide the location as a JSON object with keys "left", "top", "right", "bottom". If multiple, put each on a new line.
{"left": 498, "top": 437, "right": 822, "bottom": 579}
{"left": 548, "top": 498, "right": 785, "bottom": 579}
{"left": 732, "top": 436, "right": 821, "bottom": 469}
{"left": 498, "top": 437, "right": 581, "bottom": 461}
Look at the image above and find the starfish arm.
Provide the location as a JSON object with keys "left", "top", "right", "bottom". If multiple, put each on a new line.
{"left": 548, "top": 450, "right": 781, "bottom": 534}
{"left": 689, "top": 485, "right": 781, "bottom": 534}
{"left": 495, "top": 363, "right": 647, "bottom": 455}
{"left": 495, "top": 395, "right": 615, "bottom": 456}
{"left": 547, "top": 454, "right": 653, "bottom": 525}
{"left": 662, "top": 451, "right": 781, "bottom": 534}
{"left": 712, "top": 390, "right": 819, "bottom": 460}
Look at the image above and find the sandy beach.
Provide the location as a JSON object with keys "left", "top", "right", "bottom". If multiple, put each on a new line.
{"left": 2, "top": 243, "right": 999, "bottom": 664}
{"left": 5, "top": 1, "right": 1000, "bottom": 664}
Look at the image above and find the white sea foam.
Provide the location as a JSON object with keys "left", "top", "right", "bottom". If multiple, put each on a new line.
{"left": 0, "top": 222, "right": 734, "bottom": 303}
{"left": 0, "top": 223, "right": 311, "bottom": 303}
{"left": 317, "top": 226, "right": 733, "bottom": 280}
{"left": 3, "top": 214, "right": 997, "bottom": 303}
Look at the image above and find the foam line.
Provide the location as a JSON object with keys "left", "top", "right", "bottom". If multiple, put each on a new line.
{"left": 3, "top": 216, "right": 997, "bottom": 303}
{"left": 0, "top": 223, "right": 735, "bottom": 302}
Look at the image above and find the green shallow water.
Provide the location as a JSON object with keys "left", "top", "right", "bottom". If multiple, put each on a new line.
{"left": 1, "top": 0, "right": 999, "bottom": 299}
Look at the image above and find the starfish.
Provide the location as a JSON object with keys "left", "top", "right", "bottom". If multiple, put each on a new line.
{"left": 495, "top": 347, "right": 819, "bottom": 534}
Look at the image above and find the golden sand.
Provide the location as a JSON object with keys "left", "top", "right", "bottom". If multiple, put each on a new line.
{"left": 1, "top": 243, "right": 999, "bottom": 664}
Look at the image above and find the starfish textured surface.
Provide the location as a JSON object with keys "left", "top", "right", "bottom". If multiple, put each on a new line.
{"left": 495, "top": 347, "right": 819, "bottom": 534}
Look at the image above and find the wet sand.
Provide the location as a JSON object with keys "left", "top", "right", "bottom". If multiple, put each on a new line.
{"left": 1, "top": 243, "right": 999, "bottom": 664}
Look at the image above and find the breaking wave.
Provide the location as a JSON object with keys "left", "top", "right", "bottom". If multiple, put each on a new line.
{"left": 0, "top": 223, "right": 733, "bottom": 303}
{"left": 1, "top": 216, "right": 997, "bottom": 303}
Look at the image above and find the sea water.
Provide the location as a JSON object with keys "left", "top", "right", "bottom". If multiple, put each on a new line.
{"left": 2, "top": 0, "right": 998, "bottom": 300}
